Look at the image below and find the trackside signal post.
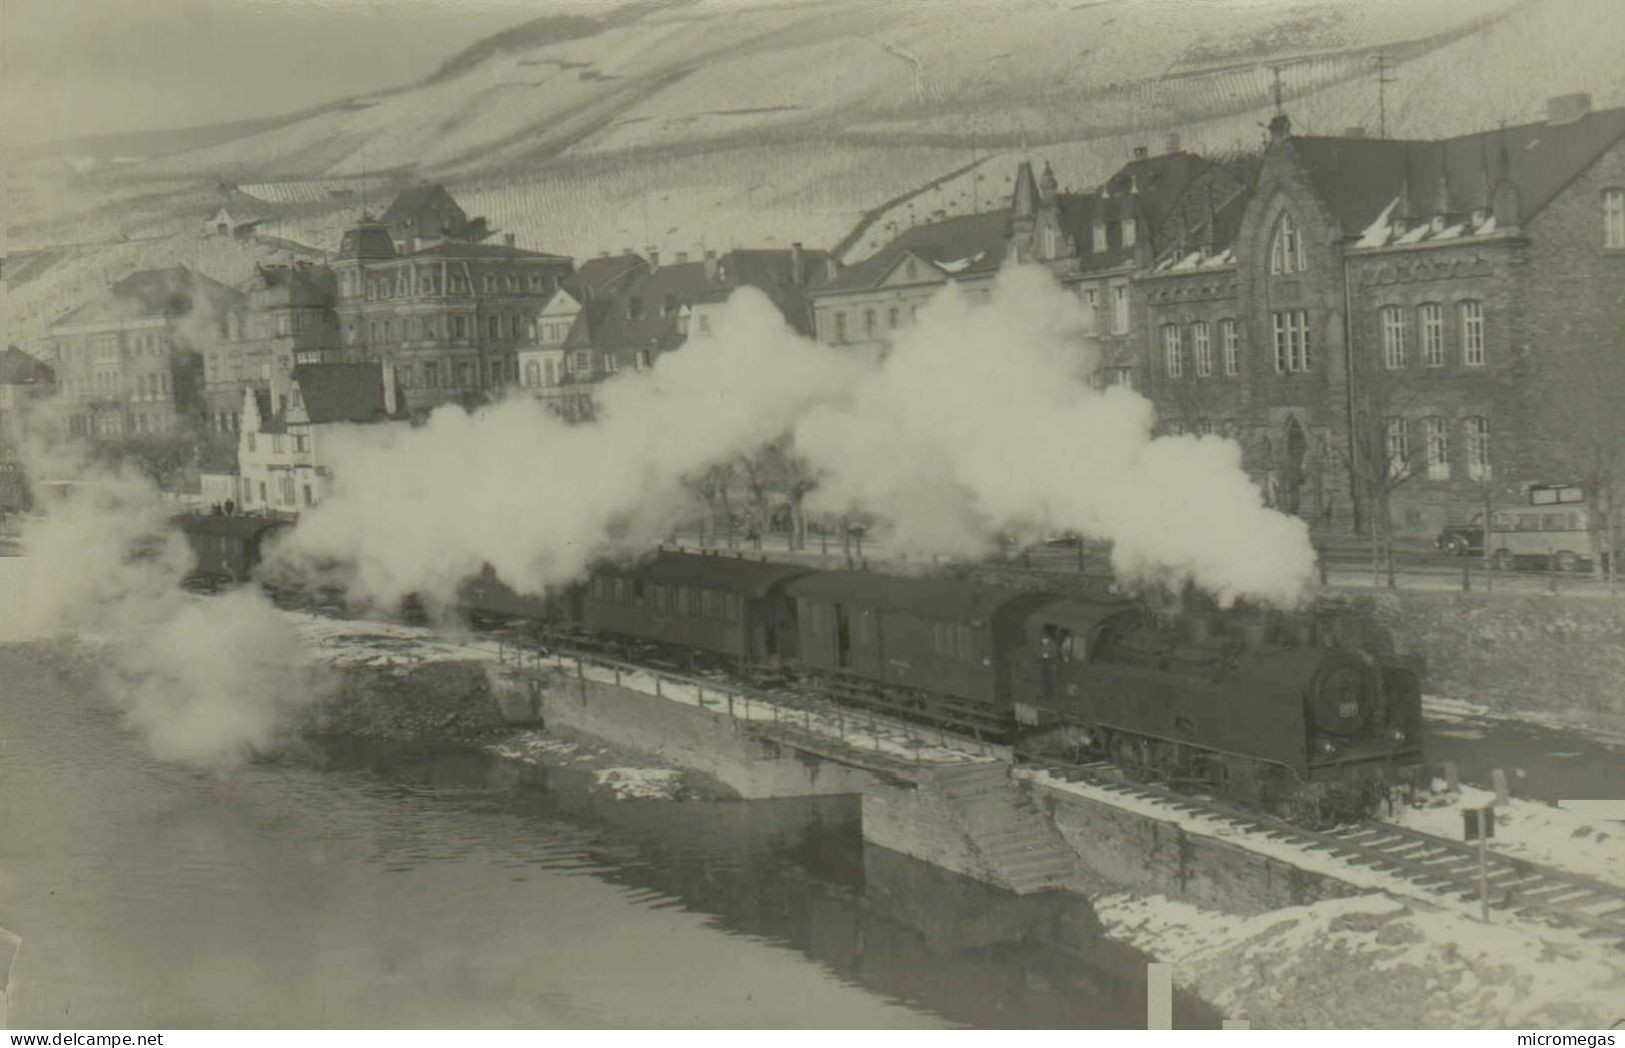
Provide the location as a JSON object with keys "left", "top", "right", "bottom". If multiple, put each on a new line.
{"left": 1464, "top": 805, "right": 1495, "bottom": 922}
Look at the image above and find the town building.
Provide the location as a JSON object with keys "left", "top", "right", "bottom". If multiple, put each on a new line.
{"left": 1138, "top": 97, "right": 1625, "bottom": 537}
{"left": 810, "top": 211, "right": 1007, "bottom": 350}
{"left": 523, "top": 247, "right": 833, "bottom": 419}
{"left": 329, "top": 210, "right": 576, "bottom": 414}
{"left": 0, "top": 346, "right": 56, "bottom": 472}
{"left": 378, "top": 183, "right": 491, "bottom": 249}
{"left": 236, "top": 361, "right": 408, "bottom": 516}
{"left": 202, "top": 262, "right": 343, "bottom": 438}
{"left": 48, "top": 266, "right": 247, "bottom": 440}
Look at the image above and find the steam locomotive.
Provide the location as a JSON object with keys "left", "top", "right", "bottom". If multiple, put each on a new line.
{"left": 175, "top": 515, "right": 1425, "bottom": 822}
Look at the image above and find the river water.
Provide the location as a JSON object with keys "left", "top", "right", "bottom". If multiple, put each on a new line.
{"left": 0, "top": 644, "right": 1217, "bottom": 1029}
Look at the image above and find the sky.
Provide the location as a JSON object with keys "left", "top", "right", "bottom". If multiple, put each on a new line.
{"left": 0, "top": 0, "right": 575, "bottom": 145}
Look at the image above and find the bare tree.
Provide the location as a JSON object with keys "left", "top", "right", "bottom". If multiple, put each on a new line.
{"left": 686, "top": 461, "right": 737, "bottom": 547}
{"left": 1532, "top": 323, "right": 1625, "bottom": 589}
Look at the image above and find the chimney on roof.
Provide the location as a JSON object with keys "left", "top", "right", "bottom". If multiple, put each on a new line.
{"left": 1165, "top": 133, "right": 1181, "bottom": 155}
{"left": 1547, "top": 92, "right": 1592, "bottom": 125}
{"left": 1132, "top": 145, "right": 1149, "bottom": 160}
{"left": 790, "top": 242, "right": 803, "bottom": 285}
{"left": 504, "top": 233, "right": 515, "bottom": 247}
{"left": 703, "top": 249, "right": 716, "bottom": 260}
{"left": 1344, "top": 126, "right": 1367, "bottom": 138}
{"left": 647, "top": 248, "right": 659, "bottom": 271}
{"left": 825, "top": 256, "right": 839, "bottom": 282}
{"left": 1268, "top": 113, "right": 1292, "bottom": 144}
{"left": 382, "top": 362, "right": 397, "bottom": 417}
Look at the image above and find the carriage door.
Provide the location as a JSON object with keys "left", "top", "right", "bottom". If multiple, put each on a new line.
{"left": 833, "top": 603, "right": 852, "bottom": 669}
{"left": 1038, "top": 624, "right": 1060, "bottom": 701}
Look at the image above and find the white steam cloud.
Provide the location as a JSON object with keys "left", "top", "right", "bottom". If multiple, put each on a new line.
{"left": 278, "top": 289, "right": 869, "bottom": 604}
{"left": 0, "top": 427, "right": 325, "bottom": 766}
{"left": 286, "top": 267, "right": 1314, "bottom": 608}
{"left": 795, "top": 266, "right": 1315, "bottom": 605}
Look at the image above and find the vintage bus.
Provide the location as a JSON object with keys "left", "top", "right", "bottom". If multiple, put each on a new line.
{"left": 1486, "top": 484, "right": 1619, "bottom": 571}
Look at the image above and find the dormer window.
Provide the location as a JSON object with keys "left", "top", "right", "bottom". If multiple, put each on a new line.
{"left": 1092, "top": 223, "right": 1108, "bottom": 253}
{"left": 1120, "top": 219, "right": 1137, "bottom": 248}
{"left": 1269, "top": 213, "right": 1306, "bottom": 274}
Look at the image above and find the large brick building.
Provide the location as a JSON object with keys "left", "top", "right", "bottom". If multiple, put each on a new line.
{"left": 1140, "top": 97, "right": 1625, "bottom": 537}
{"left": 329, "top": 210, "right": 575, "bottom": 415}
{"left": 48, "top": 266, "right": 247, "bottom": 440}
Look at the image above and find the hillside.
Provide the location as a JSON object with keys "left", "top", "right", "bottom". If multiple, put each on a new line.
{"left": 8, "top": 0, "right": 1623, "bottom": 346}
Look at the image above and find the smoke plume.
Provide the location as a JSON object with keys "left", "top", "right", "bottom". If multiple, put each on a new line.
{"left": 276, "top": 288, "right": 869, "bottom": 605}
{"left": 795, "top": 265, "right": 1315, "bottom": 605}
{"left": 0, "top": 421, "right": 325, "bottom": 766}
{"left": 285, "top": 267, "right": 1314, "bottom": 607}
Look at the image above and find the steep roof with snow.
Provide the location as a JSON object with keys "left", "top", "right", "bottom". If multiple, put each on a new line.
{"left": 817, "top": 210, "right": 1012, "bottom": 293}
{"left": 0, "top": 346, "right": 54, "bottom": 386}
{"left": 50, "top": 266, "right": 247, "bottom": 329}
{"left": 1290, "top": 104, "right": 1625, "bottom": 238}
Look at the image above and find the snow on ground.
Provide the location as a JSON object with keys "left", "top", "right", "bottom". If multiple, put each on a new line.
{"left": 1381, "top": 784, "right": 1624, "bottom": 891}
{"left": 592, "top": 767, "right": 688, "bottom": 801}
{"left": 487, "top": 729, "right": 697, "bottom": 802}
{"left": 1426, "top": 694, "right": 1625, "bottom": 748}
{"left": 1096, "top": 891, "right": 1625, "bottom": 1029}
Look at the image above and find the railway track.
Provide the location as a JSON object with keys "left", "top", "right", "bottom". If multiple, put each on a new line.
{"left": 272, "top": 590, "right": 1625, "bottom": 944}
{"left": 1022, "top": 755, "right": 1625, "bottom": 949}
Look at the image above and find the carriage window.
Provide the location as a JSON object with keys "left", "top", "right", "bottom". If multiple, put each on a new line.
{"left": 1040, "top": 624, "right": 1075, "bottom": 660}
{"left": 686, "top": 587, "right": 702, "bottom": 615}
{"left": 632, "top": 580, "right": 645, "bottom": 604}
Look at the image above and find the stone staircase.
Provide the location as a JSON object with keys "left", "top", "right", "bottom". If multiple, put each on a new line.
{"left": 929, "top": 761, "right": 1081, "bottom": 895}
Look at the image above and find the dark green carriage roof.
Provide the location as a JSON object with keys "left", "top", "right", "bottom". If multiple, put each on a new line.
{"left": 601, "top": 550, "right": 816, "bottom": 600}
{"left": 172, "top": 513, "right": 294, "bottom": 542}
{"left": 786, "top": 570, "right": 1053, "bottom": 625}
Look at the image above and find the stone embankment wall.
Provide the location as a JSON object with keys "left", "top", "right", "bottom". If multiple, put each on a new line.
{"left": 1345, "top": 589, "right": 1625, "bottom": 727}
{"left": 961, "top": 562, "right": 1625, "bottom": 726}
{"left": 1028, "top": 780, "right": 1363, "bottom": 916}
{"left": 535, "top": 669, "right": 887, "bottom": 799}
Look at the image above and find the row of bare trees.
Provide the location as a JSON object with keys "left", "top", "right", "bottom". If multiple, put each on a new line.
{"left": 686, "top": 435, "right": 824, "bottom": 550}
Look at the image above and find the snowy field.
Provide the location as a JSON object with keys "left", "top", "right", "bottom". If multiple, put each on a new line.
{"left": 1097, "top": 891, "right": 1625, "bottom": 1029}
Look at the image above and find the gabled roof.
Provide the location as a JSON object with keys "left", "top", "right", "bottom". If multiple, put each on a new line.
{"left": 336, "top": 222, "right": 397, "bottom": 261}
{"left": 290, "top": 363, "right": 407, "bottom": 425}
{"left": 580, "top": 247, "right": 833, "bottom": 347}
{"left": 51, "top": 266, "right": 247, "bottom": 329}
{"left": 1012, "top": 160, "right": 1041, "bottom": 218}
{"left": 568, "top": 253, "right": 648, "bottom": 299}
{"left": 1289, "top": 105, "right": 1625, "bottom": 236}
{"left": 817, "top": 210, "right": 1012, "bottom": 293}
{"left": 381, "top": 183, "right": 462, "bottom": 223}
{"left": 0, "top": 346, "right": 54, "bottom": 386}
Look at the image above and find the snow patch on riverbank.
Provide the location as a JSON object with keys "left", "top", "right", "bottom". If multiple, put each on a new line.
{"left": 487, "top": 728, "right": 707, "bottom": 802}
{"left": 1097, "top": 891, "right": 1625, "bottom": 1028}
{"left": 1380, "top": 785, "right": 1624, "bottom": 891}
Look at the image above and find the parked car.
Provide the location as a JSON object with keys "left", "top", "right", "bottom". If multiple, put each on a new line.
{"left": 1436, "top": 515, "right": 1485, "bottom": 557}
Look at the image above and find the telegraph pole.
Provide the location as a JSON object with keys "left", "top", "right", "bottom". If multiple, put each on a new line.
{"left": 1373, "top": 54, "right": 1396, "bottom": 138}
{"left": 1270, "top": 64, "right": 1286, "bottom": 114}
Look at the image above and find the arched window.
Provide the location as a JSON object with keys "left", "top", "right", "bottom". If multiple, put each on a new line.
{"left": 1418, "top": 303, "right": 1444, "bottom": 366}
{"left": 1459, "top": 300, "right": 1485, "bottom": 366}
{"left": 1423, "top": 416, "right": 1449, "bottom": 480}
{"left": 1465, "top": 417, "right": 1491, "bottom": 481}
{"left": 1191, "top": 321, "right": 1212, "bottom": 376}
{"left": 1162, "top": 324, "right": 1184, "bottom": 378}
{"left": 1380, "top": 305, "right": 1407, "bottom": 368}
{"left": 1604, "top": 188, "right": 1624, "bottom": 249}
{"left": 1270, "top": 213, "right": 1305, "bottom": 275}
{"left": 1385, "top": 417, "right": 1410, "bottom": 480}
